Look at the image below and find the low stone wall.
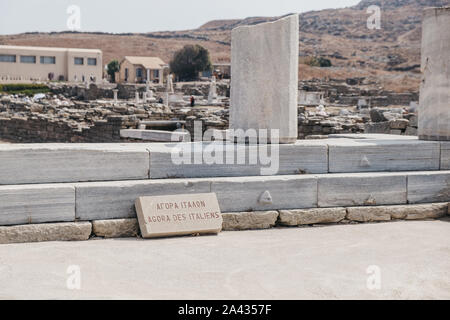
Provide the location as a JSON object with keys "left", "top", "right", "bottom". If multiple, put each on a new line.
{"left": 1, "top": 203, "right": 448, "bottom": 244}
{"left": 0, "top": 116, "right": 123, "bottom": 142}
{"left": 336, "top": 93, "right": 419, "bottom": 107}
{"left": 49, "top": 83, "right": 152, "bottom": 101}
{"left": 180, "top": 82, "right": 230, "bottom": 98}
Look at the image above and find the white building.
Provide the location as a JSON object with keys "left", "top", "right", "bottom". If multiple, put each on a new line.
{"left": 0, "top": 45, "right": 103, "bottom": 83}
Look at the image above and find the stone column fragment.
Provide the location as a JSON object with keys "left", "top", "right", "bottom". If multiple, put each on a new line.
{"left": 230, "top": 14, "right": 299, "bottom": 144}
{"left": 419, "top": 7, "right": 450, "bottom": 141}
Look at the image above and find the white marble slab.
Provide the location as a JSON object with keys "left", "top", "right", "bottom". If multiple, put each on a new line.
{"left": 211, "top": 175, "right": 317, "bottom": 212}
{"left": 407, "top": 171, "right": 450, "bottom": 203}
{"left": 328, "top": 139, "right": 440, "bottom": 173}
{"left": 0, "top": 144, "right": 150, "bottom": 184}
{"left": 318, "top": 172, "right": 407, "bottom": 207}
{"left": 147, "top": 141, "right": 328, "bottom": 179}
{"left": 0, "top": 184, "right": 75, "bottom": 225}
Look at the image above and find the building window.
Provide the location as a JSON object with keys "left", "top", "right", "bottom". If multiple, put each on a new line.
{"left": 153, "top": 70, "right": 159, "bottom": 78}
{"left": 20, "top": 55, "right": 36, "bottom": 64}
{"left": 40, "top": 56, "right": 56, "bottom": 64}
{"left": 0, "top": 54, "right": 16, "bottom": 63}
{"left": 136, "top": 68, "right": 143, "bottom": 78}
{"left": 87, "top": 58, "right": 97, "bottom": 66}
{"left": 74, "top": 57, "right": 84, "bottom": 65}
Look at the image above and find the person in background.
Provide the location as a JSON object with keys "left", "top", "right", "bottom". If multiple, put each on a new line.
{"left": 190, "top": 96, "right": 195, "bottom": 107}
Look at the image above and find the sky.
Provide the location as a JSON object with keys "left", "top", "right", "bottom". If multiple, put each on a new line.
{"left": 0, "top": 0, "right": 361, "bottom": 35}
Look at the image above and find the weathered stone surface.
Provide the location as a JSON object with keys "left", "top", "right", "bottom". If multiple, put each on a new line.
{"left": 407, "top": 172, "right": 450, "bottom": 203}
{"left": 419, "top": 8, "right": 450, "bottom": 141}
{"left": 0, "top": 222, "right": 92, "bottom": 244}
{"left": 347, "top": 203, "right": 448, "bottom": 222}
{"left": 347, "top": 207, "right": 391, "bottom": 222}
{"left": 75, "top": 179, "right": 211, "bottom": 221}
{"left": 404, "top": 203, "right": 448, "bottom": 220}
{"left": 230, "top": 14, "right": 299, "bottom": 143}
{"left": 92, "top": 219, "right": 139, "bottom": 238}
{"left": 328, "top": 138, "right": 440, "bottom": 172}
{"left": 279, "top": 208, "right": 346, "bottom": 226}
{"left": 147, "top": 140, "right": 328, "bottom": 179}
{"left": 440, "top": 142, "right": 450, "bottom": 170}
{"left": 222, "top": 211, "right": 278, "bottom": 231}
{"left": 211, "top": 175, "right": 317, "bottom": 212}
{"left": 0, "top": 144, "right": 150, "bottom": 184}
{"left": 0, "top": 184, "right": 75, "bottom": 226}
{"left": 318, "top": 173, "right": 407, "bottom": 207}
{"left": 135, "top": 193, "right": 222, "bottom": 238}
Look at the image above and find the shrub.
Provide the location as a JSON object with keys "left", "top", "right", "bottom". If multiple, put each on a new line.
{"left": 304, "top": 56, "right": 332, "bottom": 68}
{"left": 107, "top": 60, "right": 120, "bottom": 83}
{"left": 170, "top": 45, "right": 212, "bottom": 81}
{"left": 0, "top": 84, "right": 50, "bottom": 96}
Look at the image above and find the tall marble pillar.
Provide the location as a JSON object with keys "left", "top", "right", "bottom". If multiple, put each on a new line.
{"left": 419, "top": 7, "right": 450, "bottom": 141}
{"left": 230, "top": 14, "right": 299, "bottom": 144}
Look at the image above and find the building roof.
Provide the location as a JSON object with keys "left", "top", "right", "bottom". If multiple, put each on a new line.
{"left": 123, "top": 56, "right": 166, "bottom": 69}
{"left": 0, "top": 45, "right": 102, "bottom": 54}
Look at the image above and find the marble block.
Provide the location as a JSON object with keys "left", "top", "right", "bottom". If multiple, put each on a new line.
{"left": 230, "top": 14, "right": 299, "bottom": 143}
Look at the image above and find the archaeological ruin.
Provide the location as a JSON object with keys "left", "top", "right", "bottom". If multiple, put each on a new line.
{"left": 0, "top": 7, "right": 449, "bottom": 245}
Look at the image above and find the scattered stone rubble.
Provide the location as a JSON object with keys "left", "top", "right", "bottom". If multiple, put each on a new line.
{"left": 299, "top": 78, "right": 419, "bottom": 107}
{"left": 0, "top": 85, "right": 229, "bottom": 142}
{"left": 0, "top": 80, "right": 420, "bottom": 142}
{"left": 298, "top": 105, "right": 365, "bottom": 138}
{"left": 365, "top": 107, "right": 418, "bottom": 136}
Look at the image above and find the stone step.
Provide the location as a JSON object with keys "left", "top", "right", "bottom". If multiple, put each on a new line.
{"left": 0, "top": 143, "right": 150, "bottom": 185}
{"left": 2, "top": 203, "right": 449, "bottom": 244}
{"left": 0, "top": 171, "right": 449, "bottom": 225}
{"left": 147, "top": 140, "right": 328, "bottom": 178}
{"left": 1, "top": 135, "right": 448, "bottom": 185}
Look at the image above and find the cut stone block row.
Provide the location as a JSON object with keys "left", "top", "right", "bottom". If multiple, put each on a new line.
{"left": 147, "top": 138, "right": 443, "bottom": 178}
{"left": 2, "top": 202, "right": 447, "bottom": 244}
{"left": 0, "top": 137, "right": 448, "bottom": 185}
{"left": 73, "top": 171, "right": 450, "bottom": 221}
{"left": 0, "top": 144, "right": 150, "bottom": 185}
{"left": 1, "top": 171, "right": 450, "bottom": 225}
{"left": 75, "top": 175, "right": 317, "bottom": 221}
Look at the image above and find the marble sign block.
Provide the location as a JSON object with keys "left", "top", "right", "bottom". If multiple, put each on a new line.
{"left": 230, "top": 14, "right": 299, "bottom": 143}
{"left": 135, "top": 193, "right": 223, "bottom": 238}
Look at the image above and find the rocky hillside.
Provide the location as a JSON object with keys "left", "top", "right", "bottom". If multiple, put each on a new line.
{"left": 1, "top": 0, "right": 449, "bottom": 92}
